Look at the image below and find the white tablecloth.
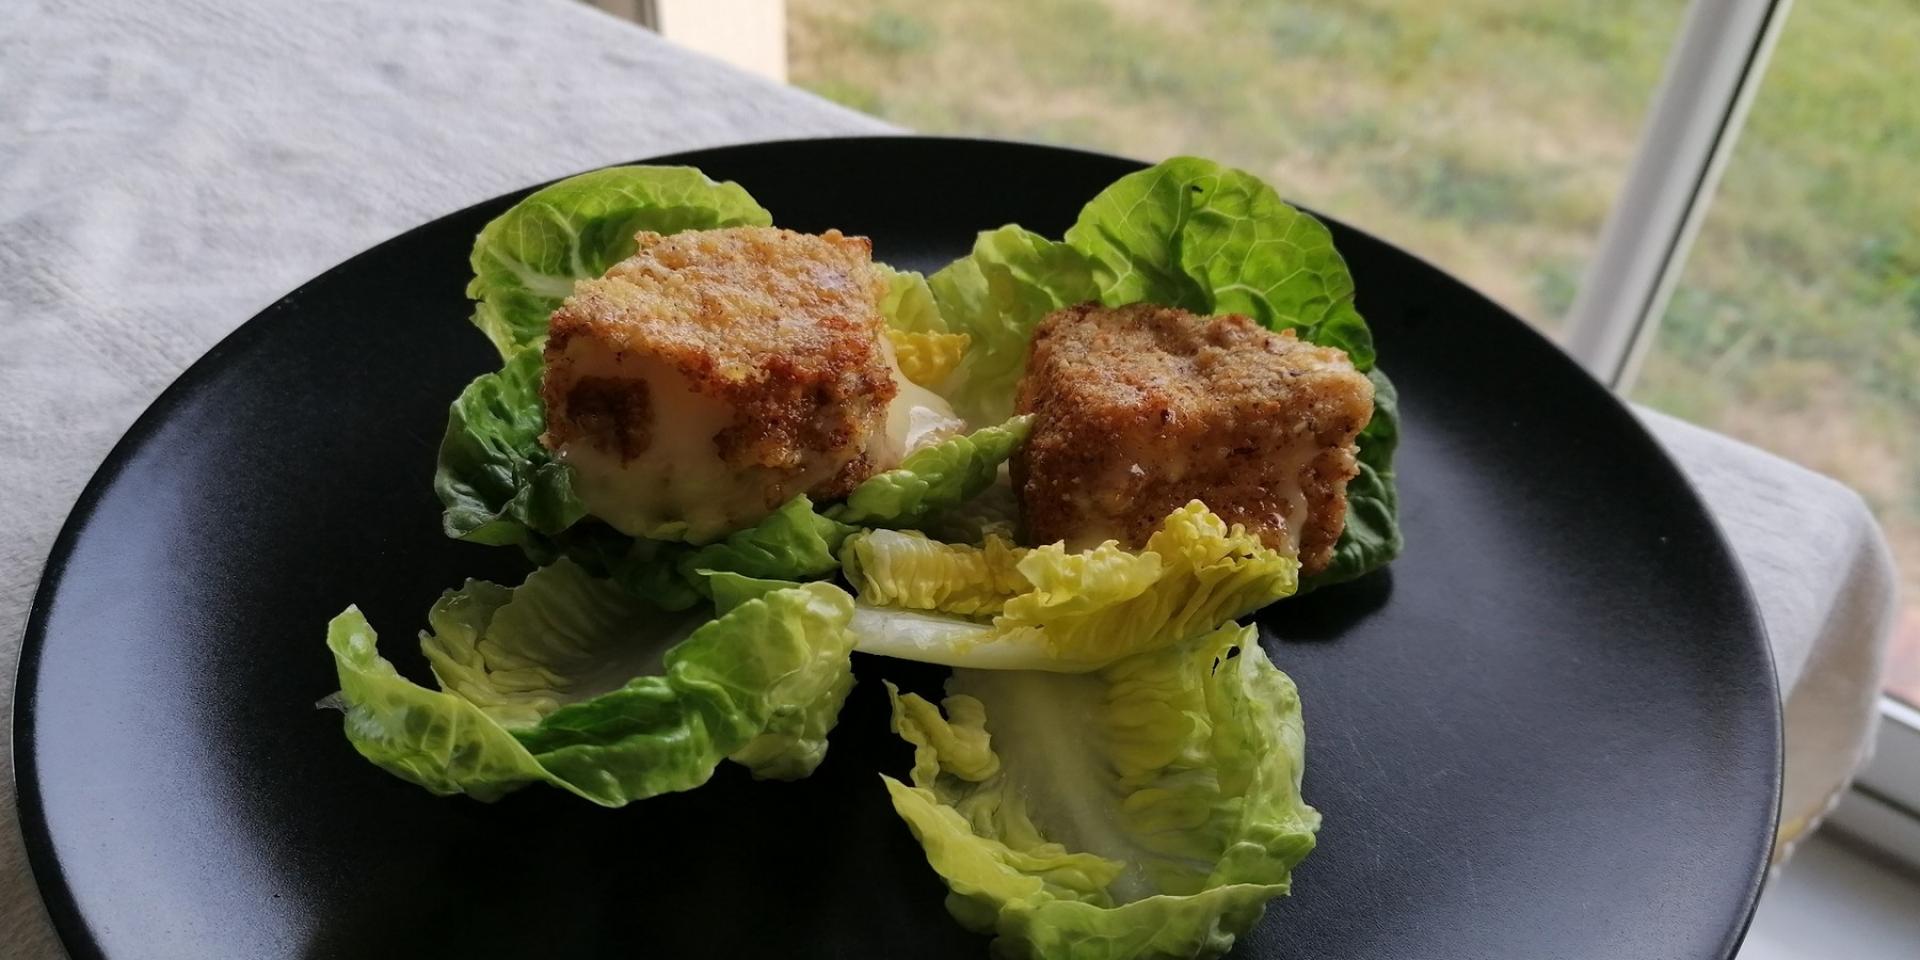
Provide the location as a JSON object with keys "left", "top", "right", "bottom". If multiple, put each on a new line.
{"left": 0, "top": 0, "right": 1896, "bottom": 955}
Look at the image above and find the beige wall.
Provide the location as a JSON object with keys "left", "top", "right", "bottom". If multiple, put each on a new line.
{"left": 590, "top": 0, "right": 788, "bottom": 83}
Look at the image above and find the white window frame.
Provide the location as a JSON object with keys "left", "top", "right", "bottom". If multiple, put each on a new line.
{"left": 1562, "top": 0, "right": 1792, "bottom": 385}
{"left": 1829, "top": 699, "right": 1920, "bottom": 869}
{"left": 1571, "top": 0, "right": 1920, "bottom": 868}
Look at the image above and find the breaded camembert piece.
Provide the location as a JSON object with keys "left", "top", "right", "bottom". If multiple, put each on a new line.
{"left": 1013, "top": 303, "right": 1373, "bottom": 575}
{"left": 544, "top": 226, "right": 950, "bottom": 542}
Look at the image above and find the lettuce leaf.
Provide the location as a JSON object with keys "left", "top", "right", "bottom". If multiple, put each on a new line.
{"left": 843, "top": 501, "right": 1298, "bottom": 672}
{"left": 468, "top": 166, "right": 772, "bottom": 358}
{"left": 434, "top": 347, "right": 584, "bottom": 553}
{"left": 888, "top": 329, "right": 973, "bottom": 389}
{"left": 830, "top": 416, "right": 1033, "bottom": 528}
{"left": 879, "top": 266, "right": 972, "bottom": 386}
{"left": 915, "top": 479, "right": 1023, "bottom": 546}
{"left": 1064, "top": 156, "right": 1375, "bottom": 370}
{"left": 321, "top": 559, "right": 858, "bottom": 805}
{"left": 877, "top": 264, "right": 950, "bottom": 334}
{"left": 701, "top": 569, "right": 863, "bottom": 780}
{"left": 928, "top": 226, "right": 1099, "bottom": 426}
{"left": 882, "top": 622, "right": 1319, "bottom": 960}
{"left": 842, "top": 529, "right": 1029, "bottom": 617}
{"left": 675, "top": 495, "right": 857, "bottom": 591}
{"left": 324, "top": 608, "right": 558, "bottom": 803}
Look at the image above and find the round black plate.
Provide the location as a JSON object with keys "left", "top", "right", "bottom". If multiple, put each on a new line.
{"left": 15, "top": 137, "right": 1779, "bottom": 959}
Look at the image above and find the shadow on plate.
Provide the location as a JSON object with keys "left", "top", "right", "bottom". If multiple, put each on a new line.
{"left": 1261, "top": 570, "right": 1394, "bottom": 643}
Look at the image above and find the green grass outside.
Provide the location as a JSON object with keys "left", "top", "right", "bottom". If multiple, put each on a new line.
{"left": 789, "top": 0, "right": 1920, "bottom": 689}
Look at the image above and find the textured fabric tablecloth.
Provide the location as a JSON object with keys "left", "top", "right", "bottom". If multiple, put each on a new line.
{"left": 0, "top": 0, "right": 1896, "bottom": 955}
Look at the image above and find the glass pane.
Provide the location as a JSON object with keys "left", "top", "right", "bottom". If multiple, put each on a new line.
{"left": 1631, "top": 1, "right": 1920, "bottom": 706}
{"left": 789, "top": 0, "right": 1687, "bottom": 334}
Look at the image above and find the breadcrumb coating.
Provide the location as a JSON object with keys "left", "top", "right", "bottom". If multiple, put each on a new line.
{"left": 540, "top": 227, "right": 901, "bottom": 540}
{"left": 1013, "top": 303, "right": 1373, "bottom": 574}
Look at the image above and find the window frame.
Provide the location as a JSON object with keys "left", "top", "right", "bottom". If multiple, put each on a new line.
{"left": 1573, "top": 0, "right": 1920, "bottom": 861}
{"left": 1828, "top": 703, "right": 1920, "bottom": 871}
{"left": 1562, "top": 0, "right": 1794, "bottom": 385}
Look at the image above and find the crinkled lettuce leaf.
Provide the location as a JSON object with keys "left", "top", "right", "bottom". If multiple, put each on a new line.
{"left": 879, "top": 266, "right": 972, "bottom": 387}
{"left": 468, "top": 165, "right": 771, "bottom": 358}
{"left": 878, "top": 264, "right": 949, "bottom": 334}
{"left": 916, "top": 479, "right": 1023, "bottom": 547}
{"left": 831, "top": 416, "right": 1033, "bottom": 529}
{"left": 555, "top": 495, "right": 853, "bottom": 611}
{"left": 322, "top": 559, "right": 857, "bottom": 805}
{"left": 674, "top": 495, "right": 857, "bottom": 593}
{"left": 843, "top": 528, "right": 1029, "bottom": 617}
{"left": 1065, "top": 156, "right": 1375, "bottom": 370}
{"left": 698, "top": 568, "right": 863, "bottom": 780}
{"left": 434, "top": 346, "right": 584, "bottom": 553}
{"left": 882, "top": 622, "right": 1319, "bottom": 960}
{"left": 324, "top": 609, "right": 556, "bottom": 803}
{"left": 843, "top": 501, "right": 1298, "bottom": 672}
{"left": 928, "top": 226, "right": 1099, "bottom": 426}
{"left": 888, "top": 329, "right": 972, "bottom": 389}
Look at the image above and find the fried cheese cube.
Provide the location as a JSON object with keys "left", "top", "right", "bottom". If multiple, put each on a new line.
{"left": 543, "top": 226, "right": 955, "bottom": 542}
{"left": 1013, "top": 303, "right": 1374, "bottom": 575}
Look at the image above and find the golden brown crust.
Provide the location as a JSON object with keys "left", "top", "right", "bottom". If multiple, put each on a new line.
{"left": 542, "top": 227, "right": 898, "bottom": 494}
{"left": 560, "top": 375, "right": 653, "bottom": 463}
{"left": 1013, "top": 303, "right": 1373, "bottom": 574}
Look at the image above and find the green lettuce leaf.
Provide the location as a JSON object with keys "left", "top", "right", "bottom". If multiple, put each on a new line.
{"left": 324, "top": 607, "right": 560, "bottom": 802}
{"left": 830, "top": 416, "right": 1033, "bottom": 528}
{"left": 915, "top": 480, "right": 1023, "bottom": 546}
{"left": 882, "top": 622, "right": 1319, "bottom": 960}
{"left": 877, "top": 264, "right": 949, "bottom": 334}
{"left": 548, "top": 495, "right": 853, "bottom": 613}
{"left": 468, "top": 165, "right": 772, "bottom": 358}
{"left": 555, "top": 522, "right": 705, "bottom": 611}
{"left": 928, "top": 226, "right": 1099, "bottom": 426}
{"left": 843, "top": 501, "right": 1298, "bottom": 672}
{"left": 434, "top": 347, "right": 584, "bottom": 552}
{"left": 675, "top": 495, "right": 857, "bottom": 593}
{"left": 420, "top": 557, "right": 688, "bottom": 731}
{"left": 842, "top": 529, "right": 1030, "bottom": 617}
{"left": 1064, "top": 155, "right": 1375, "bottom": 370}
{"left": 321, "top": 559, "right": 857, "bottom": 805}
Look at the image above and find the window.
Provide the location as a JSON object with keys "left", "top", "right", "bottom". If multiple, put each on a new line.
{"left": 787, "top": 0, "right": 1687, "bottom": 336}
{"left": 1628, "top": 0, "right": 1920, "bottom": 710}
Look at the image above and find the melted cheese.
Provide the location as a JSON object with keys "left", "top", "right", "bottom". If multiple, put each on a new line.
{"left": 554, "top": 348, "right": 783, "bottom": 543}
{"left": 1271, "top": 438, "right": 1321, "bottom": 556}
{"left": 882, "top": 377, "right": 965, "bottom": 460}
{"left": 556, "top": 338, "right": 963, "bottom": 544}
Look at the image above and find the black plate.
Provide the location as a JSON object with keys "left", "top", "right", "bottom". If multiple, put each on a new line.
{"left": 14, "top": 137, "right": 1779, "bottom": 959}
